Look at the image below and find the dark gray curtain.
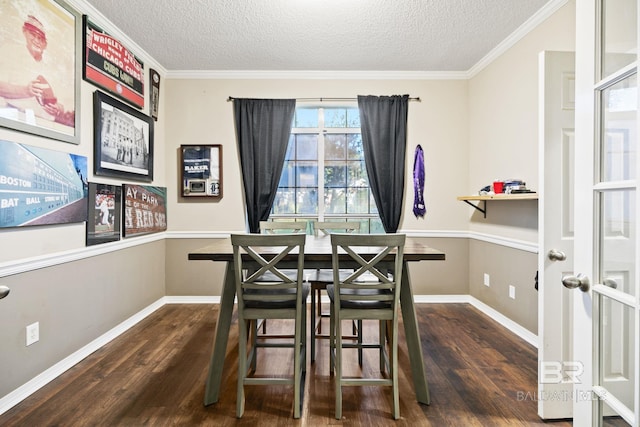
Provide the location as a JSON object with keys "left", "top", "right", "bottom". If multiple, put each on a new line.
{"left": 357, "top": 95, "right": 409, "bottom": 233}
{"left": 233, "top": 98, "right": 296, "bottom": 233}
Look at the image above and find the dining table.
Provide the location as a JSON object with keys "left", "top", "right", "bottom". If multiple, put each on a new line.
{"left": 188, "top": 234, "right": 446, "bottom": 406}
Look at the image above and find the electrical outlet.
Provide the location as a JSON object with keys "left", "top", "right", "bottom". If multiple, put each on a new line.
{"left": 26, "top": 322, "right": 39, "bottom": 346}
{"left": 509, "top": 285, "right": 516, "bottom": 299}
{"left": 483, "top": 273, "right": 490, "bottom": 287}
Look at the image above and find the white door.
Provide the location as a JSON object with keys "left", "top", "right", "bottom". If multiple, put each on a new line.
{"left": 573, "top": 0, "right": 639, "bottom": 425}
{"left": 538, "top": 50, "right": 576, "bottom": 420}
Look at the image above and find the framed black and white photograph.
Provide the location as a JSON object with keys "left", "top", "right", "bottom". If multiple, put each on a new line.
{"left": 180, "top": 144, "right": 222, "bottom": 199}
{"left": 86, "top": 182, "right": 121, "bottom": 246}
{"left": 0, "top": 0, "right": 82, "bottom": 144}
{"left": 93, "top": 90, "right": 154, "bottom": 182}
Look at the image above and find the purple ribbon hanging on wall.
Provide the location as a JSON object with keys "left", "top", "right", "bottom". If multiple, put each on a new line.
{"left": 413, "top": 144, "right": 426, "bottom": 218}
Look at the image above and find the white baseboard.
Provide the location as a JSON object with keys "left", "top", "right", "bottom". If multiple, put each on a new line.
{"left": 0, "top": 298, "right": 165, "bottom": 416}
{"left": 0, "top": 294, "right": 537, "bottom": 416}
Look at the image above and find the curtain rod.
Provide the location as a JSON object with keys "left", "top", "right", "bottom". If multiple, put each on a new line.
{"left": 227, "top": 96, "right": 421, "bottom": 102}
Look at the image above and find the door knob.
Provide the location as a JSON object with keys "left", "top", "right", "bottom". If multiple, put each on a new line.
{"left": 548, "top": 249, "right": 567, "bottom": 261}
{"left": 562, "top": 274, "right": 590, "bottom": 292}
{"left": 602, "top": 278, "right": 618, "bottom": 289}
{"left": 0, "top": 286, "right": 9, "bottom": 299}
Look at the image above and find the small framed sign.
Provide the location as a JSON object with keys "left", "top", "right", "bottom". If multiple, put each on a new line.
{"left": 122, "top": 184, "right": 166, "bottom": 237}
{"left": 180, "top": 144, "right": 222, "bottom": 199}
{"left": 83, "top": 15, "right": 144, "bottom": 109}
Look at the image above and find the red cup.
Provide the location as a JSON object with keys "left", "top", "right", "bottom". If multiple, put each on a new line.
{"left": 493, "top": 181, "right": 504, "bottom": 193}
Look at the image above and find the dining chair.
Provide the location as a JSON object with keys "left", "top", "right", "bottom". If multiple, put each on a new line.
{"left": 309, "top": 221, "right": 361, "bottom": 363}
{"left": 257, "top": 220, "right": 308, "bottom": 334}
{"left": 259, "top": 220, "right": 308, "bottom": 234}
{"left": 327, "top": 233, "right": 406, "bottom": 420}
{"left": 231, "top": 233, "right": 308, "bottom": 418}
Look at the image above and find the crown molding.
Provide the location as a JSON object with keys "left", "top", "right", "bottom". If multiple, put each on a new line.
{"left": 166, "top": 69, "right": 468, "bottom": 80}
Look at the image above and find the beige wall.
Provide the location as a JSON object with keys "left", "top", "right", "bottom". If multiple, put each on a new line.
{"left": 163, "top": 78, "right": 470, "bottom": 233}
{"left": 467, "top": 0, "right": 576, "bottom": 242}
{"left": 0, "top": 241, "right": 166, "bottom": 397}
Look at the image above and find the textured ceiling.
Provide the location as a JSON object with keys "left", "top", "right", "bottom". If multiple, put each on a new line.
{"left": 83, "top": 0, "right": 551, "bottom": 72}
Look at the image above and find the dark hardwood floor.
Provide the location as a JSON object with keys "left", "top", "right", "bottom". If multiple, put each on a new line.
{"left": 0, "top": 303, "right": 574, "bottom": 426}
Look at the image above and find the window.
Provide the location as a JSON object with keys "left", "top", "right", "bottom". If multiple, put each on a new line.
{"left": 271, "top": 106, "right": 383, "bottom": 233}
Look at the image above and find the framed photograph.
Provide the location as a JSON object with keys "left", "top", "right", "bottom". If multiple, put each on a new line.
{"left": 180, "top": 144, "right": 222, "bottom": 199}
{"left": 0, "top": 139, "right": 87, "bottom": 228}
{"left": 86, "top": 182, "right": 121, "bottom": 246}
{"left": 83, "top": 16, "right": 144, "bottom": 109}
{"left": 123, "top": 184, "right": 167, "bottom": 238}
{"left": 0, "top": 0, "right": 82, "bottom": 144}
{"left": 94, "top": 91, "right": 154, "bottom": 182}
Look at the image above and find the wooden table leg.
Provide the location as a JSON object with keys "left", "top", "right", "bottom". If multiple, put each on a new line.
{"left": 400, "top": 263, "right": 430, "bottom": 405}
{"left": 204, "top": 262, "right": 236, "bottom": 405}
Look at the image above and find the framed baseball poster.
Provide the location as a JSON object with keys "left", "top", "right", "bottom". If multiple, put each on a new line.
{"left": 0, "top": 0, "right": 82, "bottom": 144}
{"left": 83, "top": 15, "right": 144, "bottom": 109}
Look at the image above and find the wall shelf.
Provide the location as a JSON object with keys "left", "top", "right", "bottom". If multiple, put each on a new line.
{"left": 457, "top": 193, "right": 538, "bottom": 218}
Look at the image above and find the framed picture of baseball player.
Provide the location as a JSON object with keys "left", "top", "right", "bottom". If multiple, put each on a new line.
{"left": 0, "top": 0, "right": 82, "bottom": 144}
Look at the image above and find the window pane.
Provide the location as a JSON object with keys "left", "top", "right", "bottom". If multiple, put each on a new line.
{"left": 284, "top": 136, "right": 295, "bottom": 160}
{"left": 369, "top": 218, "right": 384, "bottom": 233}
{"left": 324, "top": 189, "right": 346, "bottom": 214}
{"left": 601, "top": 74, "right": 637, "bottom": 182}
{"left": 370, "top": 193, "right": 378, "bottom": 214}
{"left": 348, "top": 134, "right": 364, "bottom": 160}
{"left": 324, "top": 108, "right": 347, "bottom": 127}
{"left": 296, "top": 162, "right": 318, "bottom": 187}
{"left": 348, "top": 160, "right": 368, "bottom": 187}
{"left": 346, "top": 108, "right": 361, "bottom": 127}
{"left": 602, "top": 0, "right": 637, "bottom": 79}
{"left": 279, "top": 161, "right": 295, "bottom": 187}
{"left": 295, "top": 134, "right": 318, "bottom": 160}
{"left": 273, "top": 189, "right": 295, "bottom": 214}
{"left": 296, "top": 188, "right": 318, "bottom": 214}
{"left": 295, "top": 108, "right": 318, "bottom": 127}
{"left": 600, "top": 190, "right": 636, "bottom": 297}
{"left": 325, "top": 162, "right": 346, "bottom": 187}
{"left": 325, "top": 134, "right": 347, "bottom": 160}
{"left": 347, "top": 188, "right": 370, "bottom": 214}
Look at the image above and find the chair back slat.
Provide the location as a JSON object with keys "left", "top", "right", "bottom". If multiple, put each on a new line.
{"left": 330, "top": 233, "right": 405, "bottom": 308}
{"left": 313, "top": 221, "right": 360, "bottom": 237}
{"left": 231, "top": 233, "right": 306, "bottom": 308}
{"left": 260, "top": 221, "right": 307, "bottom": 234}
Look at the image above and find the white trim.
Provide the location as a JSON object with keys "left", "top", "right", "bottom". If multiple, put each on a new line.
{"left": 0, "top": 230, "right": 537, "bottom": 278}
{"left": 467, "top": 0, "right": 569, "bottom": 78}
{"left": 467, "top": 297, "right": 538, "bottom": 348}
{"left": 164, "top": 296, "right": 220, "bottom": 304}
{"left": 466, "top": 231, "right": 539, "bottom": 253}
{"left": 0, "top": 294, "right": 537, "bottom": 416}
{"left": 166, "top": 70, "right": 469, "bottom": 80}
{"left": 406, "top": 294, "right": 538, "bottom": 347}
{"left": 65, "top": 0, "right": 166, "bottom": 74}
{"left": 0, "top": 233, "right": 165, "bottom": 278}
{"left": 165, "top": 231, "right": 237, "bottom": 239}
{"left": 0, "top": 298, "right": 165, "bottom": 416}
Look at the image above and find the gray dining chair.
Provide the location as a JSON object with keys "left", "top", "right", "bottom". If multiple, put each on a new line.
{"left": 327, "top": 233, "right": 406, "bottom": 420}
{"left": 309, "top": 221, "right": 361, "bottom": 363}
{"left": 231, "top": 233, "right": 308, "bottom": 418}
{"left": 259, "top": 220, "right": 308, "bottom": 234}
{"left": 257, "top": 220, "right": 308, "bottom": 334}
